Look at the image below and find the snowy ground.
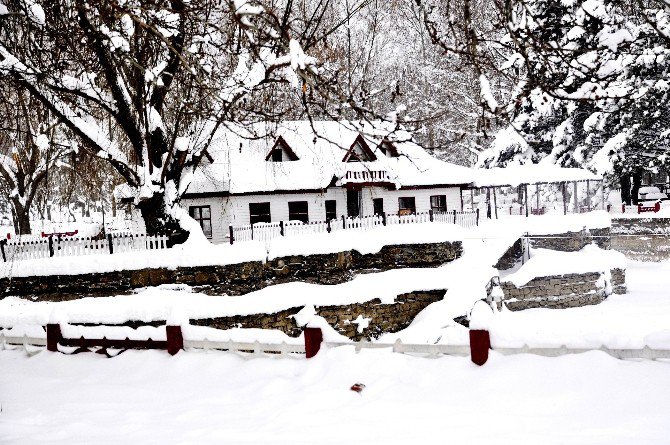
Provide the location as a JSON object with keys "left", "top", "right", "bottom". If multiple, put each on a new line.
{"left": 1, "top": 260, "right": 670, "bottom": 443}
{"left": 0, "top": 345, "right": 669, "bottom": 444}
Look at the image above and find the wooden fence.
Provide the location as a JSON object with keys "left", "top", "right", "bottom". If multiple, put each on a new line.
{"left": 0, "top": 233, "right": 169, "bottom": 263}
{"left": 3, "top": 324, "right": 670, "bottom": 365}
{"left": 229, "top": 210, "right": 479, "bottom": 245}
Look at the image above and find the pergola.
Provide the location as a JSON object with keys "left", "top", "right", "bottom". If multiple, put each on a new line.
{"left": 463, "top": 165, "right": 604, "bottom": 219}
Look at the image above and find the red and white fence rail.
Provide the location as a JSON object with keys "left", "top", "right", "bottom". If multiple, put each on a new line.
{"left": 0, "top": 233, "right": 169, "bottom": 263}
{"left": 229, "top": 210, "right": 480, "bottom": 245}
{"left": 3, "top": 325, "right": 670, "bottom": 365}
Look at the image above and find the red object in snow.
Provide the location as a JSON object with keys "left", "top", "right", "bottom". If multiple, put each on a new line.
{"left": 350, "top": 383, "right": 366, "bottom": 393}
{"left": 469, "top": 329, "right": 491, "bottom": 366}
{"left": 41, "top": 229, "right": 79, "bottom": 238}
{"left": 637, "top": 202, "right": 661, "bottom": 214}
{"left": 304, "top": 327, "right": 323, "bottom": 359}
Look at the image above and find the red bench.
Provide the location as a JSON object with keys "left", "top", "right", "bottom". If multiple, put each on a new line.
{"left": 621, "top": 202, "right": 660, "bottom": 214}
{"left": 41, "top": 230, "right": 79, "bottom": 238}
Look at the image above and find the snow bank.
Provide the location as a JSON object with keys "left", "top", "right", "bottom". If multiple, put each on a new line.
{"left": 0, "top": 241, "right": 267, "bottom": 279}
{"left": 2, "top": 344, "right": 670, "bottom": 444}
{"left": 504, "top": 244, "right": 626, "bottom": 287}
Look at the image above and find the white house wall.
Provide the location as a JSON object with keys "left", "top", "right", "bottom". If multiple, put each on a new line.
{"left": 361, "top": 186, "right": 462, "bottom": 215}
{"left": 179, "top": 196, "right": 229, "bottom": 244}
{"left": 182, "top": 185, "right": 463, "bottom": 244}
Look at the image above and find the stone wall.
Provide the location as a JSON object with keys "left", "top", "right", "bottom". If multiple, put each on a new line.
{"left": 500, "top": 268, "right": 626, "bottom": 311}
{"left": 611, "top": 218, "right": 670, "bottom": 261}
{"left": 0, "top": 241, "right": 462, "bottom": 300}
{"left": 527, "top": 227, "right": 610, "bottom": 252}
{"left": 182, "top": 290, "right": 445, "bottom": 341}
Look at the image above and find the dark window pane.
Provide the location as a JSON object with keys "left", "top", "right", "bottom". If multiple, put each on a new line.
{"left": 288, "top": 201, "right": 309, "bottom": 223}
{"left": 249, "top": 202, "right": 271, "bottom": 225}
{"left": 271, "top": 149, "right": 282, "bottom": 162}
{"left": 325, "top": 200, "right": 337, "bottom": 221}
{"left": 189, "top": 205, "right": 212, "bottom": 238}
{"left": 398, "top": 197, "right": 416, "bottom": 215}
{"left": 373, "top": 198, "right": 384, "bottom": 215}
{"left": 430, "top": 195, "right": 447, "bottom": 212}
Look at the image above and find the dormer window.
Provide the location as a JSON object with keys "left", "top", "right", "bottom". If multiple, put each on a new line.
{"left": 265, "top": 136, "right": 299, "bottom": 162}
{"left": 379, "top": 139, "right": 399, "bottom": 158}
{"left": 343, "top": 134, "right": 377, "bottom": 163}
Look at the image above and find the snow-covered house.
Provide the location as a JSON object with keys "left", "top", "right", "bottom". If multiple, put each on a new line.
{"left": 181, "top": 121, "right": 476, "bottom": 243}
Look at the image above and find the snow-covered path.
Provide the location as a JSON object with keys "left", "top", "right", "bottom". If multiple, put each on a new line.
{"left": 0, "top": 346, "right": 669, "bottom": 444}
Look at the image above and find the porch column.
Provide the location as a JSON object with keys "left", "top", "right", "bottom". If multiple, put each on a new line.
{"left": 586, "top": 179, "right": 591, "bottom": 211}
{"left": 562, "top": 182, "right": 568, "bottom": 215}
{"left": 573, "top": 181, "right": 579, "bottom": 213}
{"left": 524, "top": 184, "right": 529, "bottom": 217}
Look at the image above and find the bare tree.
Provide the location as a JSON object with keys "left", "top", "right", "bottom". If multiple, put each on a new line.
{"left": 0, "top": 0, "right": 361, "bottom": 238}
{"left": 0, "top": 83, "right": 72, "bottom": 234}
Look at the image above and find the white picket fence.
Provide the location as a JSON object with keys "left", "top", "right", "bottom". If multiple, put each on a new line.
{"left": 230, "top": 210, "right": 479, "bottom": 245}
{"left": 0, "top": 233, "right": 169, "bottom": 263}
{"left": 3, "top": 330, "right": 670, "bottom": 362}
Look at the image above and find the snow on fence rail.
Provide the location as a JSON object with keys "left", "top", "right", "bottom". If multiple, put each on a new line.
{"left": 229, "top": 210, "right": 479, "bottom": 245}
{"left": 0, "top": 233, "right": 169, "bottom": 263}
{"left": 4, "top": 324, "right": 670, "bottom": 365}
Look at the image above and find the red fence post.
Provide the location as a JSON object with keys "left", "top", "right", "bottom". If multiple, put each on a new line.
{"left": 469, "top": 329, "right": 490, "bottom": 366}
{"left": 304, "top": 327, "right": 323, "bottom": 359}
{"left": 166, "top": 325, "right": 184, "bottom": 356}
{"left": 46, "top": 323, "right": 62, "bottom": 352}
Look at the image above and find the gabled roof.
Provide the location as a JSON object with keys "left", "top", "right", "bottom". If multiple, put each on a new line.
{"left": 184, "top": 121, "right": 477, "bottom": 196}
{"left": 342, "top": 134, "right": 377, "bottom": 162}
{"left": 264, "top": 136, "right": 299, "bottom": 161}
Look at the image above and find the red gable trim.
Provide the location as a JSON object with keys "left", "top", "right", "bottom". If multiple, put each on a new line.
{"left": 265, "top": 136, "right": 299, "bottom": 161}
{"left": 342, "top": 134, "right": 377, "bottom": 162}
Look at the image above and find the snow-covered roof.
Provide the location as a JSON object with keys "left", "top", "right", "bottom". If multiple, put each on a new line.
{"left": 185, "top": 121, "right": 476, "bottom": 195}
{"left": 473, "top": 165, "right": 601, "bottom": 188}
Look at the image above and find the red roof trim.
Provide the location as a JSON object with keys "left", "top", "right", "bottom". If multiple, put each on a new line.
{"left": 342, "top": 134, "right": 377, "bottom": 162}
{"left": 265, "top": 136, "right": 299, "bottom": 161}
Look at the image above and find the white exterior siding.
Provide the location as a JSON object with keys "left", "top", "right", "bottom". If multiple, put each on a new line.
{"left": 360, "top": 186, "right": 462, "bottom": 215}
{"left": 183, "top": 185, "right": 463, "bottom": 244}
{"left": 180, "top": 196, "right": 228, "bottom": 245}
{"left": 219, "top": 188, "right": 347, "bottom": 227}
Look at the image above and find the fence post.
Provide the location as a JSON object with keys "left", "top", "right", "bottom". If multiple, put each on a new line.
{"left": 429, "top": 209, "right": 434, "bottom": 222}
{"left": 250, "top": 223, "right": 254, "bottom": 240}
{"left": 453, "top": 209, "right": 457, "bottom": 223}
{"left": 469, "top": 329, "right": 490, "bottom": 366}
{"left": 279, "top": 220, "right": 284, "bottom": 236}
{"left": 304, "top": 327, "right": 323, "bottom": 359}
{"left": 166, "top": 325, "right": 184, "bottom": 356}
{"left": 476, "top": 208, "right": 480, "bottom": 226}
{"left": 107, "top": 233, "right": 114, "bottom": 254}
{"left": 327, "top": 219, "right": 331, "bottom": 233}
{"left": 229, "top": 225, "right": 234, "bottom": 245}
{"left": 46, "top": 323, "right": 62, "bottom": 352}
{"left": 382, "top": 212, "right": 387, "bottom": 226}
{"left": 341, "top": 215, "right": 346, "bottom": 229}
{"left": 0, "top": 239, "right": 5, "bottom": 262}
{"left": 48, "top": 236, "right": 54, "bottom": 257}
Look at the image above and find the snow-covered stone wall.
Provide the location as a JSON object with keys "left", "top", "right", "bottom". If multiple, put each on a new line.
{"left": 191, "top": 290, "right": 446, "bottom": 341}
{"left": 501, "top": 268, "right": 626, "bottom": 311}
{"left": 0, "top": 242, "right": 462, "bottom": 300}
{"left": 611, "top": 218, "right": 670, "bottom": 261}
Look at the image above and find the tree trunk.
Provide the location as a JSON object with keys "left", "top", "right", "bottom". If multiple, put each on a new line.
{"left": 620, "top": 175, "right": 631, "bottom": 205}
{"left": 631, "top": 171, "right": 642, "bottom": 205}
{"left": 11, "top": 200, "right": 32, "bottom": 235}
{"left": 136, "top": 193, "right": 188, "bottom": 244}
